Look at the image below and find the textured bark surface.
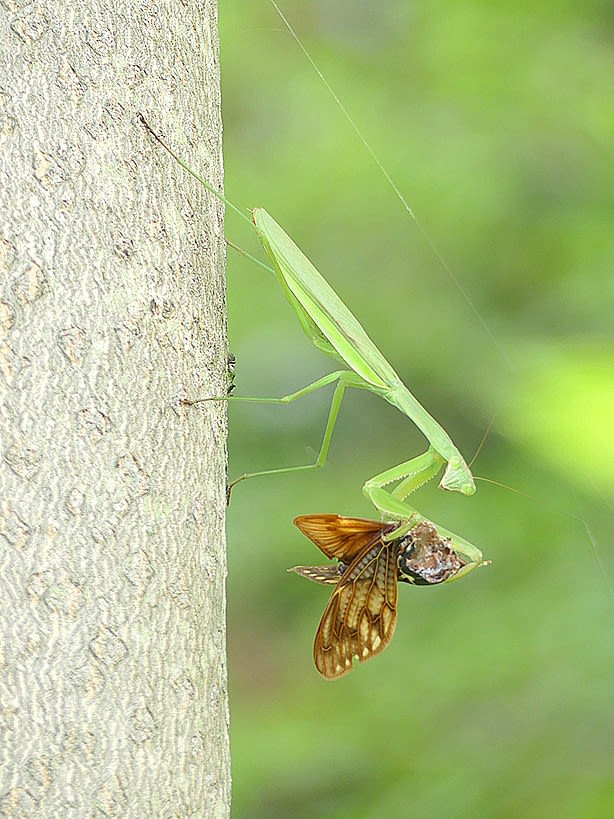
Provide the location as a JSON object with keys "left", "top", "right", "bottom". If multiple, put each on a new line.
{"left": 0, "top": 1, "right": 229, "bottom": 816}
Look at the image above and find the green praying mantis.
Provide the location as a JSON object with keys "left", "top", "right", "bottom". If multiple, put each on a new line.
{"left": 139, "top": 115, "right": 488, "bottom": 582}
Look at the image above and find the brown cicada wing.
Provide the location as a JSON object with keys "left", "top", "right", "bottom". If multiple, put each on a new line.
{"left": 293, "top": 514, "right": 392, "bottom": 561}
{"left": 313, "top": 538, "right": 398, "bottom": 680}
{"left": 287, "top": 564, "right": 345, "bottom": 585}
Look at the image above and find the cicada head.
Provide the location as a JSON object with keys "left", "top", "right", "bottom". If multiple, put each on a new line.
{"left": 395, "top": 521, "right": 487, "bottom": 586}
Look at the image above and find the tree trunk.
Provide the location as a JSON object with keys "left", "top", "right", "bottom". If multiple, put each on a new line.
{"left": 0, "top": 1, "right": 230, "bottom": 816}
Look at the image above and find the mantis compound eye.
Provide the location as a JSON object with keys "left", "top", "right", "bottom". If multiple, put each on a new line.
{"left": 396, "top": 521, "right": 466, "bottom": 586}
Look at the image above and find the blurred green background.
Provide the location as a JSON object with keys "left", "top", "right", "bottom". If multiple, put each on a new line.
{"left": 218, "top": 2, "right": 614, "bottom": 817}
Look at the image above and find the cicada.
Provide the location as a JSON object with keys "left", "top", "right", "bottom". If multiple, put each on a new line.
{"left": 290, "top": 514, "right": 486, "bottom": 680}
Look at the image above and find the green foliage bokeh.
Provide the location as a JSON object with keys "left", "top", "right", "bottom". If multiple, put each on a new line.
{"left": 218, "top": 2, "right": 614, "bottom": 816}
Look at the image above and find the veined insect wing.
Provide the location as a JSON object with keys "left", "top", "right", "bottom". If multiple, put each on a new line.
{"left": 287, "top": 563, "right": 346, "bottom": 585}
{"left": 312, "top": 536, "right": 398, "bottom": 679}
{"left": 293, "top": 514, "right": 393, "bottom": 561}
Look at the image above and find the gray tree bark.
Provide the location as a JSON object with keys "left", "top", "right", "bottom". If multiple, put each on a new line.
{"left": 0, "top": 1, "right": 230, "bottom": 816}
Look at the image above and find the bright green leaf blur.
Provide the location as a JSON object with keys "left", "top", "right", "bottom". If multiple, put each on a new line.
{"left": 217, "top": 2, "right": 614, "bottom": 817}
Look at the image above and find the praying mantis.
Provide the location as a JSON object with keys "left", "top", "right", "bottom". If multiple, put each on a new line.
{"left": 139, "top": 2, "right": 493, "bottom": 678}
{"left": 139, "top": 117, "right": 487, "bottom": 582}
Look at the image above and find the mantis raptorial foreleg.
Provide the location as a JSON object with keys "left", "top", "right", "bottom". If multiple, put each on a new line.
{"left": 361, "top": 452, "right": 486, "bottom": 568}
{"left": 362, "top": 448, "right": 446, "bottom": 520}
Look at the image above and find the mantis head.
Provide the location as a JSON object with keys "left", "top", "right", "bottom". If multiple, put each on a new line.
{"left": 440, "top": 455, "right": 476, "bottom": 496}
